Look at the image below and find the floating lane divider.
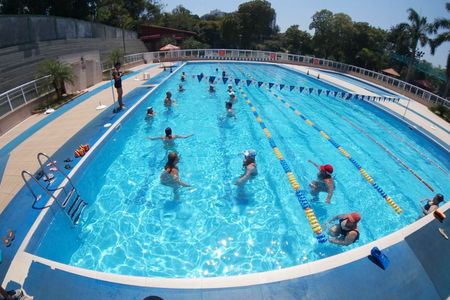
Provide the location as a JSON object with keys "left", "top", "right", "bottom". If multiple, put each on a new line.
{"left": 240, "top": 70, "right": 403, "bottom": 214}
{"left": 341, "top": 116, "right": 434, "bottom": 192}
{"left": 237, "top": 85, "right": 327, "bottom": 243}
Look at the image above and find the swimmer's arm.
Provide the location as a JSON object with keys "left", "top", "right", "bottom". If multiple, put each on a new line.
{"left": 325, "top": 180, "right": 334, "bottom": 204}
{"left": 147, "top": 135, "right": 163, "bottom": 140}
{"left": 307, "top": 160, "right": 319, "bottom": 169}
{"left": 175, "top": 134, "right": 193, "bottom": 139}
{"left": 235, "top": 166, "right": 254, "bottom": 186}
{"left": 173, "top": 174, "right": 191, "bottom": 187}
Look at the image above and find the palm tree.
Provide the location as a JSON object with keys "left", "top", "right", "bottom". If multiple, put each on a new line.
{"left": 36, "top": 59, "right": 75, "bottom": 101}
{"left": 431, "top": 2, "right": 450, "bottom": 97}
{"left": 401, "top": 8, "right": 432, "bottom": 82}
{"left": 107, "top": 48, "right": 125, "bottom": 69}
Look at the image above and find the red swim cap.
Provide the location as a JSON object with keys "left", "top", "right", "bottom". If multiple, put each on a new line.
{"left": 320, "top": 164, "right": 334, "bottom": 174}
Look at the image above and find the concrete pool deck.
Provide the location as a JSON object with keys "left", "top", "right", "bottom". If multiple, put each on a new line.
{"left": 0, "top": 60, "right": 449, "bottom": 299}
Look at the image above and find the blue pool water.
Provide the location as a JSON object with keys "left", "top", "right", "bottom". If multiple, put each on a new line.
{"left": 34, "top": 62, "right": 450, "bottom": 278}
{"left": 318, "top": 69, "right": 399, "bottom": 97}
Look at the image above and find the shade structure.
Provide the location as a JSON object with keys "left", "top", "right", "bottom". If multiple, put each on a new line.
{"left": 382, "top": 68, "right": 400, "bottom": 77}
{"left": 159, "top": 44, "right": 180, "bottom": 51}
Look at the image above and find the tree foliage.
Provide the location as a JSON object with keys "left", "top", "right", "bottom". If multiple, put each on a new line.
{"left": 36, "top": 58, "right": 75, "bottom": 100}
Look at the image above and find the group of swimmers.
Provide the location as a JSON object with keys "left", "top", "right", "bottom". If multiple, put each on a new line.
{"left": 146, "top": 68, "right": 446, "bottom": 246}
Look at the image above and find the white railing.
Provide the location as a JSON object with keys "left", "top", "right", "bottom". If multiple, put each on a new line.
{"left": 0, "top": 75, "right": 53, "bottom": 118}
{"left": 3, "top": 49, "right": 448, "bottom": 120}
{"left": 101, "top": 52, "right": 145, "bottom": 71}
{"left": 145, "top": 49, "right": 449, "bottom": 108}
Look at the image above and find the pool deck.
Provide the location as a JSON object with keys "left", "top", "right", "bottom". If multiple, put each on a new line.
{"left": 0, "top": 60, "right": 449, "bottom": 299}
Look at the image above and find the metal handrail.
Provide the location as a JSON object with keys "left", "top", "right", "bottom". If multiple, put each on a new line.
{"left": 37, "top": 152, "right": 75, "bottom": 191}
{"left": 21, "top": 170, "right": 55, "bottom": 209}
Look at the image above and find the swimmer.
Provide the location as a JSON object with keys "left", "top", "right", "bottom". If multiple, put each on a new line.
{"left": 326, "top": 212, "right": 361, "bottom": 246}
{"left": 148, "top": 127, "right": 193, "bottom": 149}
{"left": 145, "top": 107, "right": 155, "bottom": 121}
{"left": 225, "top": 101, "right": 236, "bottom": 118}
{"left": 178, "top": 84, "right": 185, "bottom": 92}
{"left": 308, "top": 160, "right": 334, "bottom": 203}
{"left": 227, "top": 84, "right": 234, "bottom": 93}
{"left": 235, "top": 149, "right": 257, "bottom": 186}
{"left": 222, "top": 70, "right": 226, "bottom": 78}
{"left": 160, "top": 152, "right": 191, "bottom": 200}
{"left": 229, "top": 91, "right": 237, "bottom": 103}
{"left": 181, "top": 71, "right": 186, "bottom": 82}
{"left": 421, "top": 193, "right": 444, "bottom": 215}
{"left": 209, "top": 83, "right": 215, "bottom": 93}
{"left": 164, "top": 91, "right": 174, "bottom": 108}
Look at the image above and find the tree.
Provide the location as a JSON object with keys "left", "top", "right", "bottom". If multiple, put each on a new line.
{"left": 107, "top": 48, "right": 125, "bottom": 68}
{"left": 180, "top": 37, "right": 209, "bottom": 49}
{"left": 237, "top": 0, "right": 276, "bottom": 47}
{"left": 221, "top": 13, "right": 241, "bottom": 48}
{"left": 430, "top": 2, "right": 450, "bottom": 97}
{"left": 36, "top": 59, "right": 75, "bottom": 101}
{"left": 283, "top": 25, "right": 312, "bottom": 55}
{"left": 309, "top": 9, "right": 334, "bottom": 58}
{"left": 399, "top": 8, "right": 432, "bottom": 82}
{"left": 196, "top": 20, "right": 222, "bottom": 48}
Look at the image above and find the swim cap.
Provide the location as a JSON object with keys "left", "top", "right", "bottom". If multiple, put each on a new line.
{"left": 320, "top": 164, "right": 334, "bottom": 174}
{"left": 347, "top": 212, "right": 361, "bottom": 223}
{"left": 243, "top": 149, "right": 257, "bottom": 158}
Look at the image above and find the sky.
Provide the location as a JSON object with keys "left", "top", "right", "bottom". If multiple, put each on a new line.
{"left": 161, "top": 0, "right": 450, "bottom": 68}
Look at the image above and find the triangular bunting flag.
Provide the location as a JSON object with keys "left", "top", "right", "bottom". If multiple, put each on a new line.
{"left": 299, "top": 87, "right": 305, "bottom": 93}
{"left": 234, "top": 78, "right": 240, "bottom": 85}
{"left": 347, "top": 94, "right": 352, "bottom": 99}
{"left": 222, "top": 77, "right": 228, "bottom": 84}
{"left": 258, "top": 81, "right": 264, "bottom": 87}
{"left": 309, "top": 88, "right": 314, "bottom": 94}
{"left": 269, "top": 83, "right": 274, "bottom": 89}
{"left": 280, "top": 84, "right": 285, "bottom": 90}
{"left": 290, "top": 85, "right": 295, "bottom": 91}
{"left": 197, "top": 74, "right": 204, "bottom": 82}
{"left": 317, "top": 89, "right": 322, "bottom": 95}
{"left": 326, "top": 90, "right": 330, "bottom": 96}
{"left": 246, "top": 80, "right": 252, "bottom": 86}
{"left": 209, "top": 76, "right": 216, "bottom": 83}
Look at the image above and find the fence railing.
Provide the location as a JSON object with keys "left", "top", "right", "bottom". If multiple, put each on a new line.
{"left": 2, "top": 49, "right": 448, "bottom": 120}
{"left": 101, "top": 52, "right": 145, "bottom": 71}
{"left": 0, "top": 75, "right": 53, "bottom": 119}
{"left": 145, "top": 49, "right": 450, "bottom": 108}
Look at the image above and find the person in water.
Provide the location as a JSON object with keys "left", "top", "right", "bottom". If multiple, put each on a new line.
{"left": 229, "top": 91, "right": 237, "bottom": 103}
{"left": 209, "top": 83, "right": 215, "bottom": 93}
{"left": 160, "top": 152, "right": 190, "bottom": 200}
{"left": 227, "top": 84, "right": 234, "bottom": 93}
{"left": 222, "top": 70, "right": 226, "bottom": 78}
{"left": 308, "top": 160, "right": 334, "bottom": 203}
{"left": 181, "top": 72, "right": 186, "bottom": 82}
{"left": 225, "top": 101, "right": 235, "bottom": 118}
{"left": 326, "top": 212, "right": 361, "bottom": 246}
{"left": 145, "top": 106, "right": 155, "bottom": 119}
{"left": 148, "top": 127, "right": 193, "bottom": 149}
{"left": 421, "top": 193, "right": 444, "bottom": 215}
{"left": 178, "top": 84, "right": 185, "bottom": 92}
{"left": 235, "top": 149, "right": 257, "bottom": 186}
{"left": 164, "top": 91, "right": 174, "bottom": 108}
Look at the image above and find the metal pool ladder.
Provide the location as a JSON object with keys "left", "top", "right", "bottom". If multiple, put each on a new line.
{"left": 21, "top": 153, "right": 88, "bottom": 225}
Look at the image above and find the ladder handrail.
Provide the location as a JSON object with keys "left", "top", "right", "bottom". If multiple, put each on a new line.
{"left": 37, "top": 152, "right": 76, "bottom": 190}
{"left": 21, "top": 170, "right": 56, "bottom": 209}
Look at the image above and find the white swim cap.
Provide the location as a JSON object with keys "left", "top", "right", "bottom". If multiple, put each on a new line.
{"left": 243, "top": 149, "right": 257, "bottom": 158}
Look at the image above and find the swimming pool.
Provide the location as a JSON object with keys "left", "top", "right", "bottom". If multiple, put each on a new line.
{"left": 32, "top": 62, "right": 449, "bottom": 278}
{"left": 318, "top": 69, "right": 400, "bottom": 97}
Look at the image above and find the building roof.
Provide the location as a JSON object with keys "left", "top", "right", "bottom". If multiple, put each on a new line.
{"left": 382, "top": 68, "right": 400, "bottom": 77}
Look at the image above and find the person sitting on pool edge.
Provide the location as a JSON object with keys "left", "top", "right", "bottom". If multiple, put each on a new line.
{"left": 421, "top": 193, "right": 444, "bottom": 215}
{"left": 308, "top": 160, "right": 334, "bottom": 204}
{"left": 235, "top": 149, "right": 257, "bottom": 186}
{"left": 147, "top": 127, "right": 193, "bottom": 149}
{"left": 326, "top": 212, "right": 361, "bottom": 246}
{"left": 160, "top": 152, "right": 190, "bottom": 200}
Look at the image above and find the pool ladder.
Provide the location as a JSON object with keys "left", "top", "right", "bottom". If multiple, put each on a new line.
{"left": 21, "top": 153, "right": 87, "bottom": 225}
